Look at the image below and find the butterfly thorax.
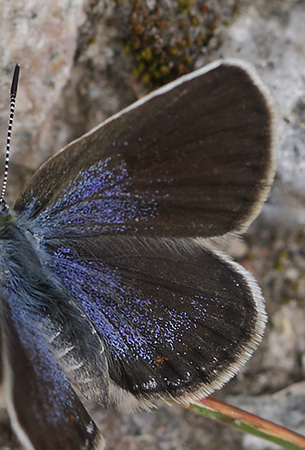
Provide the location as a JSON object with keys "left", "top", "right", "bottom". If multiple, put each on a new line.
{"left": 0, "top": 215, "right": 81, "bottom": 328}
{"left": 0, "top": 216, "right": 56, "bottom": 320}
{"left": 0, "top": 215, "right": 76, "bottom": 351}
{"left": 0, "top": 214, "right": 33, "bottom": 291}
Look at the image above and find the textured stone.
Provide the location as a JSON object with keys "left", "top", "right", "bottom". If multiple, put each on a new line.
{"left": 0, "top": 0, "right": 86, "bottom": 197}
{"left": 0, "top": 1, "right": 305, "bottom": 450}
{"left": 218, "top": 2, "right": 305, "bottom": 230}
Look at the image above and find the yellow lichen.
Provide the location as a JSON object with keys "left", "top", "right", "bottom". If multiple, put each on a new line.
{"left": 114, "top": 0, "right": 240, "bottom": 90}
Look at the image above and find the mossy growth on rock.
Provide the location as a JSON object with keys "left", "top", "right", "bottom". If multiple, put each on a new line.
{"left": 115, "top": 0, "right": 240, "bottom": 91}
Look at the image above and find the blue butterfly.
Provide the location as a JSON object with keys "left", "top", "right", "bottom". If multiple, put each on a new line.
{"left": 0, "top": 60, "right": 275, "bottom": 449}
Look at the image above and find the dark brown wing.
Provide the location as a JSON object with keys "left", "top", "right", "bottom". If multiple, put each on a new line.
{"left": 14, "top": 60, "right": 275, "bottom": 239}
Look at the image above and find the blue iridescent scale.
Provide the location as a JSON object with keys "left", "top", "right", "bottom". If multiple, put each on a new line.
{"left": 45, "top": 245, "right": 223, "bottom": 365}
{"left": 4, "top": 287, "right": 73, "bottom": 425}
{"left": 28, "top": 159, "right": 161, "bottom": 236}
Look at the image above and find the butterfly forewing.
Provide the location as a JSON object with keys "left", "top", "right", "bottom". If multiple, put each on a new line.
{"left": 14, "top": 61, "right": 275, "bottom": 239}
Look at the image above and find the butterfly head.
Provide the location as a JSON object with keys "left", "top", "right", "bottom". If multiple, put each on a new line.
{"left": 0, "top": 202, "right": 12, "bottom": 221}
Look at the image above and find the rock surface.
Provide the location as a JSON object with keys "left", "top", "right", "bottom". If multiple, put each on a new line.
{"left": 0, "top": 0, "right": 305, "bottom": 449}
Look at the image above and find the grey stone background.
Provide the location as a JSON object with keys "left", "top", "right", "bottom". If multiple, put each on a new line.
{"left": 0, "top": 0, "right": 305, "bottom": 449}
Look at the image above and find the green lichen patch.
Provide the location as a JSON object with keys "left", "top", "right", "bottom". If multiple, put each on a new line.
{"left": 115, "top": 0, "right": 240, "bottom": 90}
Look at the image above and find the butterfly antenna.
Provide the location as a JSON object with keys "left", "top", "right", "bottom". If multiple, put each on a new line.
{"left": 0, "top": 63, "right": 20, "bottom": 211}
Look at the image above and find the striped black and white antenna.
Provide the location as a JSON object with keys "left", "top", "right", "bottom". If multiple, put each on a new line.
{"left": 0, "top": 63, "right": 20, "bottom": 212}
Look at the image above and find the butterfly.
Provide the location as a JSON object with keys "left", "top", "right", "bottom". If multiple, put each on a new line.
{"left": 0, "top": 59, "right": 275, "bottom": 449}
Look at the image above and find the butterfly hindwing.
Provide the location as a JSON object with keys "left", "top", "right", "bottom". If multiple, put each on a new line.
{"left": 14, "top": 61, "right": 275, "bottom": 239}
{"left": 42, "top": 235, "right": 265, "bottom": 405}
